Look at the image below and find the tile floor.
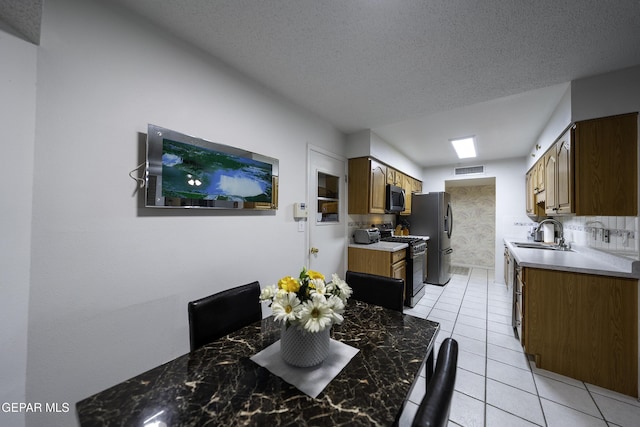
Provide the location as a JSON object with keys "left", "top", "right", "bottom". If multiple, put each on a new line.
{"left": 398, "top": 267, "right": 640, "bottom": 427}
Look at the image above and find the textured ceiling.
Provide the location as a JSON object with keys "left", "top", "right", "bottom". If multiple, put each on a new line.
{"left": 0, "top": 0, "right": 42, "bottom": 44}
{"left": 12, "top": 0, "right": 640, "bottom": 166}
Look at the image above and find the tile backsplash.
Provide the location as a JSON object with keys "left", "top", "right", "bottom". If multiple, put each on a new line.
{"left": 348, "top": 214, "right": 396, "bottom": 241}
{"left": 560, "top": 216, "right": 638, "bottom": 253}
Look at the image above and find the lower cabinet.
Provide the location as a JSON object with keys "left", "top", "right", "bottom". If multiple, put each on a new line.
{"left": 523, "top": 268, "right": 638, "bottom": 397}
{"left": 348, "top": 247, "right": 406, "bottom": 283}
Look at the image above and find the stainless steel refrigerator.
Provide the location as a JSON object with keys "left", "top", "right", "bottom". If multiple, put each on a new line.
{"left": 408, "top": 192, "right": 453, "bottom": 286}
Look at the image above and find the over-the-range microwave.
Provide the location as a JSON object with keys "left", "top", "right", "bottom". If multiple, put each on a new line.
{"left": 385, "top": 184, "right": 406, "bottom": 213}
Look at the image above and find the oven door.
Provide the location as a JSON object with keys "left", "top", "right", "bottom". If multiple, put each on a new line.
{"left": 405, "top": 248, "right": 426, "bottom": 307}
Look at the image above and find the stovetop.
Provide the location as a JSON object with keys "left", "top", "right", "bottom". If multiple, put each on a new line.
{"left": 380, "top": 236, "right": 423, "bottom": 244}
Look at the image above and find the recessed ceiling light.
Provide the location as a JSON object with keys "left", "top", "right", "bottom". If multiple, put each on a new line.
{"left": 450, "top": 136, "right": 476, "bottom": 159}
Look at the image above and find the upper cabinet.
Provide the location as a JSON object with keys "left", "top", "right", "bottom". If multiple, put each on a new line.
{"left": 348, "top": 157, "right": 422, "bottom": 215}
{"left": 348, "top": 157, "right": 386, "bottom": 214}
{"left": 399, "top": 174, "right": 412, "bottom": 215}
{"left": 412, "top": 179, "right": 423, "bottom": 194}
{"left": 525, "top": 154, "right": 547, "bottom": 219}
{"left": 574, "top": 113, "right": 637, "bottom": 216}
{"left": 543, "top": 141, "right": 559, "bottom": 215}
{"left": 535, "top": 159, "right": 545, "bottom": 194}
{"left": 531, "top": 112, "right": 638, "bottom": 217}
{"left": 526, "top": 168, "right": 544, "bottom": 219}
{"left": 555, "top": 131, "right": 573, "bottom": 215}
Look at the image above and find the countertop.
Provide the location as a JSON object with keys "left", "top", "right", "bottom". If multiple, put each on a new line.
{"left": 349, "top": 241, "right": 408, "bottom": 252}
{"left": 349, "top": 235, "right": 430, "bottom": 252}
{"left": 504, "top": 238, "right": 640, "bottom": 279}
{"left": 76, "top": 301, "right": 439, "bottom": 426}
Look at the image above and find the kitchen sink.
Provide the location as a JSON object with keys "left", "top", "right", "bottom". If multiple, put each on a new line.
{"left": 512, "top": 242, "right": 573, "bottom": 251}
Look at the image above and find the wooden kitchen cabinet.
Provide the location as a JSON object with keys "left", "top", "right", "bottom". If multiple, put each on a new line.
{"left": 543, "top": 146, "right": 558, "bottom": 215}
{"left": 525, "top": 168, "right": 534, "bottom": 215}
{"left": 348, "top": 247, "right": 406, "bottom": 283}
{"left": 348, "top": 157, "right": 422, "bottom": 215}
{"left": 555, "top": 130, "right": 572, "bottom": 214}
{"left": 539, "top": 112, "right": 637, "bottom": 217}
{"left": 386, "top": 167, "right": 401, "bottom": 186}
{"left": 412, "top": 178, "right": 422, "bottom": 194}
{"left": 534, "top": 159, "right": 545, "bottom": 194}
{"left": 348, "top": 157, "right": 386, "bottom": 214}
{"left": 526, "top": 165, "right": 546, "bottom": 219}
{"left": 387, "top": 168, "right": 414, "bottom": 214}
{"left": 523, "top": 267, "right": 638, "bottom": 397}
{"left": 544, "top": 130, "right": 571, "bottom": 215}
{"left": 574, "top": 113, "right": 637, "bottom": 216}
{"left": 401, "top": 174, "right": 413, "bottom": 215}
{"left": 390, "top": 249, "right": 407, "bottom": 280}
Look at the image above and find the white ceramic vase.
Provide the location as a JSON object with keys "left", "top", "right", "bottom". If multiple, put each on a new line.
{"left": 280, "top": 324, "right": 331, "bottom": 367}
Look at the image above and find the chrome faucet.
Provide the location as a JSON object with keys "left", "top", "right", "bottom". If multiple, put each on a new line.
{"left": 536, "top": 218, "right": 569, "bottom": 250}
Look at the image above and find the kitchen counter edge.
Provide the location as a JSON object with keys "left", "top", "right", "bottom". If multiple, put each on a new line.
{"left": 349, "top": 236, "right": 430, "bottom": 253}
{"left": 504, "top": 238, "right": 640, "bottom": 279}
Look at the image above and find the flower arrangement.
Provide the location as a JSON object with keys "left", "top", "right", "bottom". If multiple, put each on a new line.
{"left": 260, "top": 267, "right": 352, "bottom": 333}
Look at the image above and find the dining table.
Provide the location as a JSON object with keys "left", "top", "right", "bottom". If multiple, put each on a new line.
{"left": 76, "top": 300, "right": 440, "bottom": 426}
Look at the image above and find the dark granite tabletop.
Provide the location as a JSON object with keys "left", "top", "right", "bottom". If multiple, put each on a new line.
{"left": 76, "top": 300, "right": 439, "bottom": 426}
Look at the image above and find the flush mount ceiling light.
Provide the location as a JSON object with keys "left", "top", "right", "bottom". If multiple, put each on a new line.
{"left": 450, "top": 136, "right": 477, "bottom": 159}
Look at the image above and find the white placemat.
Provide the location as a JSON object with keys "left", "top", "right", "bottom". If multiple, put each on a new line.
{"left": 250, "top": 339, "right": 359, "bottom": 398}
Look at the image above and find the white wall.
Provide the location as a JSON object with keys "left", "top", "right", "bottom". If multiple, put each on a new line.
{"left": 527, "top": 65, "right": 640, "bottom": 171}
{"left": 345, "top": 130, "right": 423, "bottom": 179}
{"left": 369, "top": 132, "right": 423, "bottom": 179}
{"left": 526, "top": 84, "right": 572, "bottom": 170}
{"left": 0, "top": 30, "right": 37, "bottom": 427}
{"left": 423, "top": 157, "right": 531, "bottom": 282}
{"left": 22, "top": 0, "right": 344, "bottom": 426}
{"left": 571, "top": 65, "right": 640, "bottom": 122}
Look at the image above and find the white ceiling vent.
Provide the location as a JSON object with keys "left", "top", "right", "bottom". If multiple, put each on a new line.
{"left": 454, "top": 165, "right": 485, "bottom": 176}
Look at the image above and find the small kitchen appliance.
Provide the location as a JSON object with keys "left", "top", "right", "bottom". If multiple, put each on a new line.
{"left": 385, "top": 184, "right": 406, "bottom": 213}
{"left": 354, "top": 228, "right": 380, "bottom": 244}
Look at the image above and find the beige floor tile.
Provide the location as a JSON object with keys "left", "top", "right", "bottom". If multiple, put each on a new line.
{"left": 486, "top": 379, "right": 545, "bottom": 425}
{"left": 450, "top": 391, "right": 485, "bottom": 427}
{"left": 540, "top": 398, "right": 606, "bottom": 427}
{"left": 486, "top": 359, "right": 536, "bottom": 394}
{"left": 401, "top": 267, "right": 640, "bottom": 427}
{"left": 485, "top": 405, "right": 541, "bottom": 426}
{"left": 534, "top": 374, "right": 600, "bottom": 418}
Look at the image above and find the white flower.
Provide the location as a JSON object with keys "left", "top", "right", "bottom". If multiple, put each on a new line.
{"left": 326, "top": 294, "right": 345, "bottom": 325}
{"left": 325, "top": 281, "right": 335, "bottom": 294}
{"left": 331, "top": 274, "right": 353, "bottom": 301}
{"left": 309, "top": 279, "right": 327, "bottom": 296}
{"left": 259, "top": 285, "right": 278, "bottom": 301}
{"left": 298, "top": 294, "right": 333, "bottom": 333}
{"left": 263, "top": 269, "right": 351, "bottom": 330}
{"left": 271, "top": 292, "right": 301, "bottom": 323}
{"left": 275, "top": 288, "right": 288, "bottom": 300}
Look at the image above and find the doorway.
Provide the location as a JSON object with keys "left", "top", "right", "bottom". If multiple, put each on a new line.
{"left": 307, "top": 146, "right": 347, "bottom": 278}
{"left": 445, "top": 177, "right": 496, "bottom": 269}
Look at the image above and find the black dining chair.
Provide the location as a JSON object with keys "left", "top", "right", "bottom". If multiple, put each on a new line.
{"left": 345, "top": 270, "right": 405, "bottom": 312}
{"left": 188, "top": 281, "right": 262, "bottom": 352}
{"left": 412, "top": 338, "right": 459, "bottom": 427}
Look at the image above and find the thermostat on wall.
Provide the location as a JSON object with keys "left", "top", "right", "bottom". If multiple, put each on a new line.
{"left": 294, "top": 202, "right": 308, "bottom": 219}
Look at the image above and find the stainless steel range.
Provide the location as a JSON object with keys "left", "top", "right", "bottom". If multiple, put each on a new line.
{"left": 379, "top": 235, "right": 427, "bottom": 307}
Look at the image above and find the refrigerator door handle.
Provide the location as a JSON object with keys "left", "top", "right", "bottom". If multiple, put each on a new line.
{"left": 444, "top": 202, "right": 453, "bottom": 239}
